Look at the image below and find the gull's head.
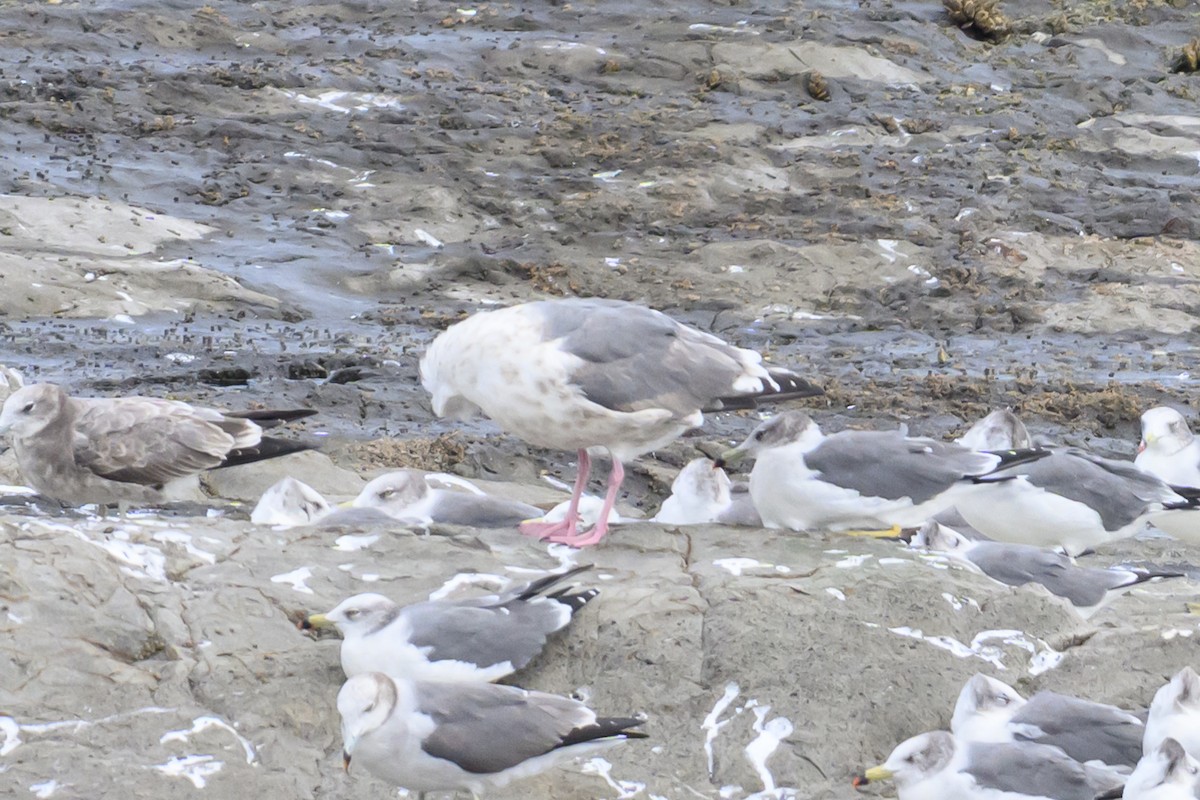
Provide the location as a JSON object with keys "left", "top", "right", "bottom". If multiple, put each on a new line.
{"left": 719, "top": 412, "right": 822, "bottom": 468}
{"left": 352, "top": 471, "right": 429, "bottom": 515}
{"left": 303, "top": 593, "right": 397, "bottom": 637}
{"left": 864, "top": 731, "right": 956, "bottom": 790}
{"left": 1152, "top": 666, "right": 1200, "bottom": 721}
{"left": 251, "top": 477, "right": 331, "bottom": 527}
{"left": 1140, "top": 407, "right": 1194, "bottom": 456}
{"left": 951, "top": 674, "right": 1025, "bottom": 738}
{"left": 0, "top": 384, "right": 68, "bottom": 438}
{"left": 673, "top": 458, "right": 733, "bottom": 505}
{"left": 337, "top": 672, "right": 399, "bottom": 769}
{"left": 1128, "top": 738, "right": 1200, "bottom": 796}
{"left": 911, "top": 521, "right": 970, "bottom": 554}
{"left": 956, "top": 408, "right": 1031, "bottom": 451}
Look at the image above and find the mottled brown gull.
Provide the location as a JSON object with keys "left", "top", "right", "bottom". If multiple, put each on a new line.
{"left": 0, "top": 382, "right": 313, "bottom": 506}
{"left": 419, "top": 298, "right": 821, "bottom": 547}
{"left": 338, "top": 672, "right": 646, "bottom": 798}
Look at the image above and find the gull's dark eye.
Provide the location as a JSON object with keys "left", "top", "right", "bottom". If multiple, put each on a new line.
{"left": 754, "top": 431, "right": 765, "bottom": 441}
{"left": 21, "top": 402, "right": 33, "bottom": 413}
{"left": 379, "top": 489, "right": 396, "bottom": 499}
{"left": 345, "top": 609, "right": 361, "bottom": 619}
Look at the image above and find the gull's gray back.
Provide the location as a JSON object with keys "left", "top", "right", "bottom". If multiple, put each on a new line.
{"left": 537, "top": 299, "right": 762, "bottom": 417}
{"left": 963, "top": 740, "right": 1111, "bottom": 799}
{"left": 1011, "top": 692, "right": 1143, "bottom": 768}
{"left": 965, "top": 542, "right": 1122, "bottom": 607}
{"left": 400, "top": 598, "right": 567, "bottom": 672}
{"left": 804, "top": 430, "right": 995, "bottom": 504}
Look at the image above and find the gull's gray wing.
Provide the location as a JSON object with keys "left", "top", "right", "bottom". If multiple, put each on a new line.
{"left": 428, "top": 492, "right": 543, "bottom": 527}
{"left": 416, "top": 682, "right": 641, "bottom": 774}
{"left": 804, "top": 430, "right": 997, "bottom": 504}
{"left": 965, "top": 542, "right": 1127, "bottom": 607}
{"left": 987, "top": 450, "right": 1179, "bottom": 530}
{"left": 537, "top": 299, "right": 815, "bottom": 417}
{"left": 400, "top": 574, "right": 593, "bottom": 672}
{"left": 1012, "top": 692, "right": 1143, "bottom": 768}
{"left": 963, "top": 740, "right": 1113, "bottom": 800}
{"left": 71, "top": 397, "right": 257, "bottom": 485}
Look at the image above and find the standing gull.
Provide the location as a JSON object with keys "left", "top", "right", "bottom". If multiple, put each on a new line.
{"left": 1122, "top": 738, "right": 1200, "bottom": 800}
{"left": 854, "top": 730, "right": 1125, "bottom": 799}
{"left": 1144, "top": 667, "right": 1200, "bottom": 760}
{"left": 954, "top": 448, "right": 1197, "bottom": 556}
{"left": 420, "top": 298, "right": 821, "bottom": 547}
{"left": 303, "top": 565, "right": 597, "bottom": 682}
{"left": 338, "top": 672, "right": 647, "bottom": 797}
{"left": 351, "top": 469, "right": 543, "bottom": 528}
{"left": 0, "top": 383, "right": 313, "bottom": 505}
{"left": 718, "top": 411, "right": 1044, "bottom": 532}
{"left": 914, "top": 521, "right": 1182, "bottom": 617}
{"left": 951, "top": 673, "right": 1144, "bottom": 770}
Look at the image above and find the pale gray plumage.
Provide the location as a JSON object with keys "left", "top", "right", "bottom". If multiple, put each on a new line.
{"left": 338, "top": 672, "right": 646, "bottom": 796}
{"left": 956, "top": 408, "right": 1033, "bottom": 451}
{"left": 305, "top": 566, "right": 597, "bottom": 682}
{"left": 1123, "top": 737, "right": 1200, "bottom": 800}
{"left": 420, "top": 298, "right": 820, "bottom": 546}
{"left": 351, "top": 470, "right": 542, "bottom": 528}
{"left": 915, "top": 521, "right": 1179, "bottom": 614}
{"left": 865, "top": 730, "right": 1124, "bottom": 799}
{"left": 0, "top": 383, "right": 310, "bottom": 505}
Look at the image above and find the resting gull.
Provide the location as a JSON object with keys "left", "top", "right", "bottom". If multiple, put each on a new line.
{"left": 854, "top": 730, "right": 1125, "bottom": 799}
{"left": 338, "top": 672, "right": 647, "bottom": 797}
{"left": 420, "top": 298, "right": 821, "bottom": 547}
{"left": 954, "top": 448, "right": 1197, "bottom": 556}
{"left": 303, "top": 565, "right": 597, "bottom": 682}
{"left": 956, "top": 408, "right": 1033, "bottom": 452}
{"left": 1123, "top": 738, "right": 1200, "bottom": 800}
{"left": 1136, "top": 407, "right": 1200, "bottom": 489}
{"left": 1145, "top": 667, "right": 1200, "bottom": 760}
{"left": 913, "top": 521, "right": 1182, "bottom": 617}
{"left": 351, "top": 469, "right": 542, "bottom": 528}
{"left": 718, "top": 411, "right": 1044, "bottom": 532}
{"left": 951, "top": 673, "right": 1144, "bottom": 770}
{"left": 651, "top": 457, "right": 761, "bottom": 526}
{"left": 251, "top": 476, "right": 333, "bottom": 527}
{"left": 0, "top": 382, "right": 313, "bottom": 506}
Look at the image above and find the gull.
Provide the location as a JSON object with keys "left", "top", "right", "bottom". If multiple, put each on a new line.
{"left": 954, "top": 448, "right": 1197, "bottom": 556}
{"left": 338, "top": 672, "right": 647, "bottom": 798}
{"left": 1145, "top": 667, "right": 1200, "bottom": 760}
{"left": 0, "top": 383, "right": 313, "bottom": 506}
{"left": 1123, "top": 738, "right": 1200, "bottom": 800}
{"left": 951, "top": 673, "right": 1144, "bottom": 770}
{"left": 1136, "top": 407, "right": 1200, "bottom": 488}
{"left": 651, "top": 457, "right": 761, "bottom": 526}
{"left": 303, "top": 565, "right": 598, "bottom": 682}
{"left": 251, "top": 476, "right": 333, "bottom": 527}
{"left": 718, "top": 411, "right": 1044, "bottom": 532}
{"left": 956, "top": 408, "right": 1033, "bottom": 451}
{"left": 913, "top": 521, "right": 1182, "bottom": 617}
{"left": 350, "top": 469, "right": 543, "bottom": 528}
{"left": 854, "top": 730, "right": 1125, "bottom": 799}
{"left": 419, "top": 298, "right": 821, "bottom": 547}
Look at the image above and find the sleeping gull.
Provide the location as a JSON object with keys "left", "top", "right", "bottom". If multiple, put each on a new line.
{"left": 854, "top": 730, "right": 1125, "bottom": 799}
{"left": 0, "top": 383, "right": 313, "bottom": 506}
{"left": 338, "top": 672, "right": 647, "bottom": 797}
{"left": 350, "top": 469, "right": 542, "bottom": 528}
{"left": 420, "top": 298, "right": 821, "bottom": 547}
{"left": 954, "top": 448, "right": 1198, "bottom": 556}
{"left": 956, "top": 408, "right": 1033, "bottom": 451}
{"left": 717, "top": 411, "right": 1045, "bottom": 532}
{"left": 951, "top": 673, "right": 1144, "bottom": 770}
{"left": 1136, "top": 407, "right": 1200, "bottom": 488}
{"left": 913, "top": 521, "right": 1182, "bottom": 617}
{"left": 251, "top": 476, "right": 333, "bottom": 527}
{"left": 1144, "top": 667, "right": 1200, "bottom": 760}
{"left": 1123, "top": 738, "right": 1200, "bottom": 800}
{"left": 303, "top": 565, "right": 597, "bottom": 682}
{"left": 652, "top": 457, "right": 761, "bottom": 526}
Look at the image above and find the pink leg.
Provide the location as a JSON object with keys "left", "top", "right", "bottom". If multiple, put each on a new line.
{"left": 519, "top": 450, "right": 591, "bottom": 540}
{"left": 547, "top": 459, "right": 623, "bottom": 547}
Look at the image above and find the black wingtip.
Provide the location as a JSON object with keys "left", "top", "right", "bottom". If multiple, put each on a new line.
{"left": 219, "top": 436, "right": 316, "bottom": 469}
{"left": 225, "top": 408, "right": 318, "bottom": 427}
{"left": 707, "top": 372, "right": 824, "bottom": 413}
{"left": 516, "top": 563, "right": 594, "bottom": 601}
{"left": 556, "top": 716, "right": 648, "bottom": 750}
{"left": 548, "top": 587, "right": 600, "bottom": 612}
